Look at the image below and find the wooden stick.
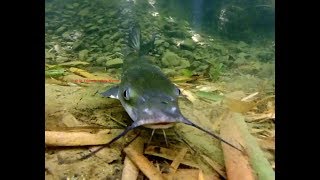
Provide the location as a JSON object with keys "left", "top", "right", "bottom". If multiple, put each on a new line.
{"left": 166, "top": 147, "right": 189, "bottom": 180}
{"left": 200, "top": 155, "right": 226, "bottom": 179}
{"left": 144, "top": 145, "right": 199, "bottom": 168}
{"left": 198, "top": 169, "right": 221, "bottom": 180}
{"left": 45, "top": 129, "right": 122, "bottom": 146}
{"left": 124, "top": 144, "right": 164, "bottom": 180}
{"left": 121, "top": 137, "right": 144, "bottom": 180}
{"left": 105, "top": 113, "right": 127, "bottom": 127}
{"left": 169, "top": 147, "right": 188, "bottom": 173}
{"left": 220, "top": 112, "right": 255, "bottom": 180}
{"left": 221, "top": 112, "right": 275, "bottom": 180}
{"left": 163, "top": 169, "right": 199, "bottom": 180}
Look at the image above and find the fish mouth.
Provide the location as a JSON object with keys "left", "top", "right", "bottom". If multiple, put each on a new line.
{"left": 135, "top": 108, "right": 182, "bottom": 129}
{"left": 142, "top": 122, "right": 176, "bottom": 129}
{"left": 136, "top": 115, "right": 179, "bottom": 129}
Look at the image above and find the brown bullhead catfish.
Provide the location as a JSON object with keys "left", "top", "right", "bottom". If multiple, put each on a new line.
{"left": 100, "top": 24, "right": 241, "bottom": 151}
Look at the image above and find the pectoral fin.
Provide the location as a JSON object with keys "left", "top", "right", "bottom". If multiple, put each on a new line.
{"left": 101, "top": 86, "right": 119, "bottom": 99}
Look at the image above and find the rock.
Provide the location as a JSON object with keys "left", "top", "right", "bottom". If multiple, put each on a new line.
{"left": 108, "top": 10, "right": 118, "bottom": 17}
{"left": 163, "top": 42, "right": 170, "bottom": 48}
{"left": 62, "top": 31, "right": 71, "bottom": 40}
{"left": 180, "top": 50, "right": 194, "bottom": 59}
{"left": 156, "top": 46, "right": 165, "bottom": 55}
{"left": 113, "top": 47, "right": 121, "bottom": 53}
{"left": 78, "top": 7, "right": 90, "bottom": 16}
{"left": 65, "top": 4, "right": 74, "bottom": 9}
{"left": 192, "top": 60, "right": 209, "bottom": 72}
{"left": 180, "top": 39, "right": 196, "bottom": 50}
{"left": 211, "top": 44, "right": 225, "bottom": 53}
{"left": 104, "top": 44, "right": 113, "bottom": 52}
{"left": 161, "top": 50, "right": 190, "bottom": 70}
{"left": 110, "top": 32, "right": 121, "bottom": 41}
{"left": 191, "top": 61, "right": 201, "bottom": 68}
{"left": 84, "top": 23, "right": 93, "bottom": 28}
{"left": 87, "top": 25, "right": 99, "bottom": 32}
{"left": 163, "top": 24, "right": 173, "bottom": 30}
{"left": 56, "top": 26, "right": 66, "bottom": 33}
{"left": 96, "top": 56, "right": 108, "bottom": 65}
{"left": 146, "top": 56, "right": 156, "bottom": 64}
{"left": 166, "top": 30, "right": 186, "bottom": 38}
{"left": 72, "top": 40, "right": 83, "bottom": 50}
{"left": 161, "top": 50, "right": 181, "bottom": 67}
{"left": 196, "top": 64, "right": 209, "bottom": 72}
{"left": 120, "top": 19, "right": 129, "bottom": 28}
{"left": 86, "top": 56, "right": 95, "bottom": 62}
{"left": 78, "top": 50, "right": 89, "bottom": 61}
{"left": 257, "top": 52, "right": 274, "bottom": 62}
{"left": 72, "top": 3, "right": 79, "bottom": 7}
{"left": 258, "top": 63, "right": 275, "bottom": 79}
{"left": 97, "top": 18, "right": 105, "bottom": 24}
{"left": 234, "top": 58, "right": 246, "bottom": 65}
{"left": 45, "top": 50, "right": 55, "bottom": 60}
{"left": 238, "top": 52, "right": 250, "bottom": 60}
{"left": 154, "top": 39, "right": 165, "bottom": 46}
{"left": 106, "top": 58, "right": 123, "bottom": 67}
{"left": 162, "top": 68, "right": 177, "bottom": 77}
{"left": 222, "top": 50, "right": 229, "bottom": 56}
{"left": 169, "top": 45, "right": 179, "bottom": 52}
{"left": 237, "top": 41, "right": 249, "bottom": 49}
{"left": 56, "top": 56, "right": 69, "bottom": 63}
{"left": 178, "top": 69, "right": 193, "bottom": 77}
{"left": 179, "top": 59, "right": 190, "bottom": 69}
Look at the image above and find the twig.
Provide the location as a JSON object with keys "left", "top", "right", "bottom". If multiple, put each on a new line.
{"left": 144, "top": 145, "right": 199, "bottom": 168}
{"left": 220, "top": 112, "right": 255, "bottom": 180}
{"left": 221, "top": 112, "right": 275, "bottom": 180}
{"left": 45, "top": 129, "right": 123, "bottom": 146}
{"left": 241, "top": 92, "right": 259, "bottom": 102}
{"left": 105, "top": 113, "right": 127, "bottom": 127}
{"left": 121, "top": 137, "right": 144, "bottom": 180}
{"left": 162, "top": 169, "right": 199, "bottom": 180}
{"left": 166, "top": 147, "right": 189, "bottom": 180}
{"left": 169, "top": 147, "right": 188, "bottom": 173}
{"left": 124, "top": 145, "right": 164, "bottom": 180}
{"left": 200, "top": 155, "right": 226, "bottom": 179}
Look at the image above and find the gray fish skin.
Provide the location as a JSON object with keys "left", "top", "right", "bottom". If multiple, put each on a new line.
{"left": 101, "top": 24, "right": 242, "bottom": 152}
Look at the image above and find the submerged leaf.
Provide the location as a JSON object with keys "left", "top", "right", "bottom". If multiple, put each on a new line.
{"left": 58, "top": 61, "right": 90, "bottom": 67}
{"left": 179, "top": 69, "right": 193, "bottom": 77}
{"left": 171, "top": 75, "right": 198, "bottom": 83}
{"left": 180, "top": 88, "right": 197, "bottom": 102}
{"left": 45, "top": 68, "right": 65, "bottom": 78}
{"left": 223, "top": 98, "right": 256, "bottom": 113}
{"left": 195, "top": 91, "right": 224, "bottom": 102}
{"left": 195, "top": 85, "right": 219, "bottom": 92}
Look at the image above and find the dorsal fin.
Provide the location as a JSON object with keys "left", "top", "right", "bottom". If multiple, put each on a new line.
{"left": 128, "top": 24, "right": 141, "bottom": 53}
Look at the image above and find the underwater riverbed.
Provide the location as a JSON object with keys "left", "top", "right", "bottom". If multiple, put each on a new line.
{"left": 45, "top": 0, "right": 275, "bottom": 179}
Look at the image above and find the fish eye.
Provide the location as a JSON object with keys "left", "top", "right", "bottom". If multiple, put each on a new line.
{"left": 123, "top": 89, "right": 130, "bottom": 100}
{"left": 176, "top": 88, "right": 181, "bottom": 96}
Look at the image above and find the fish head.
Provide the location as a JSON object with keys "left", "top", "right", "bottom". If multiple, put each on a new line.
{"left": 118, "top": 66, "right": 184, "bottom": 128}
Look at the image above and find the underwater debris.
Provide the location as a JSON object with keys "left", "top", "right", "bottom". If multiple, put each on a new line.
{"left": 45, "top": 128, "right": 123, "bottom": 146}
{"left": 221, "top": 112, "right": 275, "bottom": 180}
{"left": 45, "top": 0, "right": 274, "bottom": 179}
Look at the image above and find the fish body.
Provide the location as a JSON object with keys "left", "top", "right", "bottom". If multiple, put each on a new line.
{"left": 101, "top": 24, "right": 241, "bottom": 151}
